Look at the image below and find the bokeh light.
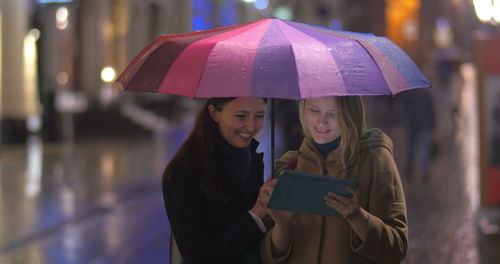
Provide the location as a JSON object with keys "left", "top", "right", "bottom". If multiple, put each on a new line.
{"left": 273, "top": 6, "right": 293, "bottom": 20}
{"left": 56, "top": 7, "right": 69, "bottom": 30}
{"left": 100, "top": 67, "right": 116, "bottom": 83}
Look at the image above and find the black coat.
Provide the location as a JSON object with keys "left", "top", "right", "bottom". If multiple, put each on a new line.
{"left": 163, "top": 139, "right": 265, "bottom": 264}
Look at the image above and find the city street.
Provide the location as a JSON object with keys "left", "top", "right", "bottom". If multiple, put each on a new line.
{"left": 1, "top": 0, "right": 500, "bottom": 264}
{"left": 1, "top": 65, "right": 500, "bottom": 264}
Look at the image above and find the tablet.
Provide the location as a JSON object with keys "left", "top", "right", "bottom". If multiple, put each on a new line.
{"left": 267, "top": 170, "right": 358, "bottom": 217}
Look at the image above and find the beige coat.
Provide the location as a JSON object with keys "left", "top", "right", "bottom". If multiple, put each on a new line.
{"left": 261, "top": 128, "right": 408, "bottom": 264}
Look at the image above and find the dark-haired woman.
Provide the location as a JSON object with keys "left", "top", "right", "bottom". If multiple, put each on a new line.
{"left": 163, "top": 97, "right": 269, "bottom": 263}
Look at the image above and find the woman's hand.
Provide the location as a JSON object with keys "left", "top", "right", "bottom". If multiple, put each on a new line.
{"left": 250, "top": 179, "right": 271, "bottom": 219}
{"left": 262, "top": 178, "right": 294, "bottom": 257}
{"left": 261, "top": 178, "right": 294, "bottom": 227}
{"left": 325, "top": 187, "right": 369, "bottom": 240}
{"left": 324, "top": 187, "right": 361, "bottom": 219}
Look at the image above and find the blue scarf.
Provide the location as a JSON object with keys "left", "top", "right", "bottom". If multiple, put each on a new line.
{"left": 312, "top": 137, "right": 341, "bottom": 158}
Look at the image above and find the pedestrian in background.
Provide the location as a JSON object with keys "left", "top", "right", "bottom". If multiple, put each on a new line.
{"left": 396, "top": 89, "right": 436, "bottom": 182}
{"left": 491, "top": 92, "right": 500, "bottom": 166}
{"left": 163, "top": 97, "right": 270, "bottom": 263}
{"left": 260, "top": 96, "right": 408, "bottom": 264}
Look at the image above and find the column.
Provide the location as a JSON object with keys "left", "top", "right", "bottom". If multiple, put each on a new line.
{"left": 1, "top": 0, "right": 40, "bottom": 144}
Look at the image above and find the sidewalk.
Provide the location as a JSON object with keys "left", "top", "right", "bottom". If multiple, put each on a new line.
{"left": 1, "top": 62, "right": 500, "bottom": 263}
{"left": 394, "top": 63, "right": 500, "bottom": 264}
{"left": 0, "top": 137, "right": 171, "bottom": 264}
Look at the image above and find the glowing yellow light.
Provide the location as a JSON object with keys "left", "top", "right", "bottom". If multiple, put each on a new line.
{"left": 23, "top": 29, "right": 41, "bottom": 120}
{"left": 100, "top": 153, "right": 115, "bottom": 181}
{"left": 56, "top": 7, "right": 69, "bottom": 22}
{"left": 101, "top": 67, "right": 116, "bottom": 83}
{"left": 386, "top": 0, "right": 420, "bottom": 46}
{"left": 57, "top": 72, "right": 69, "bottom": 86}
{"left": 473, "top": 0, "right": 493, "bottom": 22}
{"left": 56, "top": 7, "right": 69, "bottom": 30}
{"left": 24, "top": 35, "right": 37, "bottom": 63}
{"left": 30, "top": 28, "right": 41, "bottom": 41}
{"left": 493, "top": 0, "right": 500, "bottom": 23}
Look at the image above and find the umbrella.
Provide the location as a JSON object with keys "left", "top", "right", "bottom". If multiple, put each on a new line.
{"left": 116, "top": 18, "right": 431, "bottom": 169}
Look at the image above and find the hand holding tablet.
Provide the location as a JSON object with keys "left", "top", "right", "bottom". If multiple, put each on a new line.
{"left": 267, "top": 170, "right": 358, "bottom": 217}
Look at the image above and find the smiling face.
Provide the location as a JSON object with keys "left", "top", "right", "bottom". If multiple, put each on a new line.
{"left": 302, "top": 97, "right": 341, "bottom": 144}
{"left": 209, "top": 97, "right": 266, "bottom": 148}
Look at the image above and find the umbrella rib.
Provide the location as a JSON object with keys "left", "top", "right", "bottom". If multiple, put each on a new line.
{"left": 273, "top": 21, "right": 306, "bottom": 100}
{"left": 194, "top": 20, "right": 271, "bottom": 98}
{"left": 279, "top": 20, "right": 355, "bottom": 98}
{"left": 347, "top": 38, "right": 397, "bottom": 95}
{"left": 117, "top": 36, "right": 170, "bottom": 89}
{"left": 283, "top": 22, "right": 403, "bottom": 95}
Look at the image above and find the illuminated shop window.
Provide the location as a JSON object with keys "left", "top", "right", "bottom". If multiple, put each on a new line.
{"left": 192, "top": 0, "right": 213, "bottom": 30}
{"left": 219, "top": 0, "right": 238, "bottom": 27}
{"left": 38, "top": 0, "right": 73, "bottom": 3}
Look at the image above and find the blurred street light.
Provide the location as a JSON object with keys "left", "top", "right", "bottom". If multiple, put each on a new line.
{"left": 473, "top": 0, "right": 500, "bottom": 24}
{"left": 434, "top": 18, "right": 454, "bottom": 48}
{"left": 100, "top": 67, "right": 118, "bottom": 107}
{"left": 273, "top": 6, "right": 293, "bottom": 20}
{"left": 24, "top": 29, "right": 40, "bottom": 63}
{"left": 57, "top": 71, "right": 69, "bottom": 86}
{"left": 403, "top": 19, "right": 419, "bottom": 42}
{"left": 38, "top": 0, "right": 73, "bottom": 3}
{"left": 24, "top": 29, "right": 42, "bottom": 133}
{"left": 56, "top": 6, "right": 69, "bottom": 30}
{"left": 254, "top": 0, "right": 269, "bottom": 10}
{"left": 493, "top": 0, "right": 500, "bottom": 23}
{"left": 100, "top": 66, "right": 116, "bottom": 83}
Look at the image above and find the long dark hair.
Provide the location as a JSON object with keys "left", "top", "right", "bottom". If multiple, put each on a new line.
{"left": 163, "top": 98, "right": 237, "bottom": 199}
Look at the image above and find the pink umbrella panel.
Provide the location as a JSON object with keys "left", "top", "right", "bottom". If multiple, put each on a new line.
{"left": 116, "top": 18, "right": 431, "bottom": 100}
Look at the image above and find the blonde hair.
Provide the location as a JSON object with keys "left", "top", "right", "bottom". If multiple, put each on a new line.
{"left": 298, "top": 96, "right": 365, "bottom": 177}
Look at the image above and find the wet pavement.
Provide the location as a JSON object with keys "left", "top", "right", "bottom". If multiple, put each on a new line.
{"left": 395, "top": 63, "right": 500, "bottom": 264}
{"left": 1, "top": 64, "right": 500, "bottom": 263}
{"left": 0, "top": 137, "right": 172, "bottom": 264}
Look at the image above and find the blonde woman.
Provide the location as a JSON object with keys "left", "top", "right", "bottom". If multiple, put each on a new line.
{"left": 260, "top": 96, "right": 408, "bottom": 264}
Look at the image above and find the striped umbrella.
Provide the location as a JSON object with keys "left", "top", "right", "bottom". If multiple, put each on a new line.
{"left": 116, "top": 18, "right": 431, "bottom": 170}
{"left": 117, "top": 18, "right": 430, "bottom": 98}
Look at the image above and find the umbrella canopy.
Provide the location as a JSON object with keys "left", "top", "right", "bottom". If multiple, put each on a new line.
{"left": 116, "top": 18, "right": 430, "bottom": 98}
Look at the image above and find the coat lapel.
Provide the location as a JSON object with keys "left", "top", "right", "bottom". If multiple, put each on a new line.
{"left": 217, "top": 140, "right": 262, "bottom": 205}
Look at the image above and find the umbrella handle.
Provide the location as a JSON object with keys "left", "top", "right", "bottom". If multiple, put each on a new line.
{"left": 271, "top": 98, "right": 275, "bottom": 175}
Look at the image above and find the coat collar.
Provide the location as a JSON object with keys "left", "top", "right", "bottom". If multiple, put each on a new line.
{"left": 250, "top": 138, "right": 260, "bottom": 153}
{"left": 216, "top": 138, "right": 263, "bottom": 204}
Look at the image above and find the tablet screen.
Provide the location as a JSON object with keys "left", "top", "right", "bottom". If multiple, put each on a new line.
{"left": 267, "top": 170, "right": 358, "bottom": 217}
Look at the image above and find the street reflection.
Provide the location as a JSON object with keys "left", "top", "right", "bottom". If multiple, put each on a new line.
{"left": 25, "top": 136, "right": 43, "bottom": 198}
{"left": 61, "top": 226, "right": 80, "bottom": 263}
{"left": 0, "top": 134, "right": 170, "bottom": 263}
{"left": 100, "top": 153, "right": 115, "bottom": 182}
{"left": 61, "top": 185, "right": 76, "bottom": 217}
{"left": 460, "top": 63, "right": 480, "bottom": 212}
{"left": 100, "top": 152, "right": 117, "bottom": 207}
